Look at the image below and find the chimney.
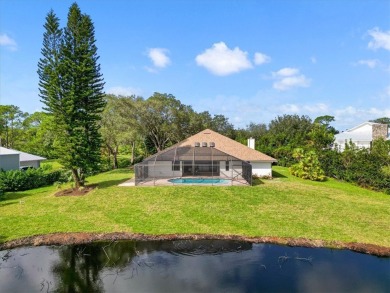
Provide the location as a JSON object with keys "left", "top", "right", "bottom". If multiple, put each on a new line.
{"left": 247, "top": 137, "right": 255, "bottom": 149}
{"left": 372, "top": 124, "right": 388, "bottom": 141}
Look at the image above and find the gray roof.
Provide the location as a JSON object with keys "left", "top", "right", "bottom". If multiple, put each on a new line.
{"left": 0, "top": 147, "right": 46, "bottom": 162}
{"left": 0, "top": 147, "right": 19, "bottom": 155}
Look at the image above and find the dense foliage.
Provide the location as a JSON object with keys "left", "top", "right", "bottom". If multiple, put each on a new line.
{"left": 0, "top": 168, "right": 65, "bottom": 192}
{"left": 319, "top": 139, "right": 390, "bottom": 193}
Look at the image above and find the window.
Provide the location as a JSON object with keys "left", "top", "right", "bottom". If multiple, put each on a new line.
{"left": 226, "top": 161, "right": 229, "bottom": 171}
{"left": 172, "top": 161, "right": 180, "bottom": 171}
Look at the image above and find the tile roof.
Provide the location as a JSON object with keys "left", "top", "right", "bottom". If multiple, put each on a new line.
{"left": 174, "top": 129, "right": 277, "bottom": 162}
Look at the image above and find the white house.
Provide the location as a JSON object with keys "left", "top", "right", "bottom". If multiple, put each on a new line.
{"left": 0, "top": 147, "right": 46, "bottom": 170}
{"left": 334, "top": 122, "right": 389, "bottom": 151}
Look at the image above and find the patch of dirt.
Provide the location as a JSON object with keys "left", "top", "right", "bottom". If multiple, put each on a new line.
{"left": 54, "top": 184, "right": 98, "bottom": 196}
{"left": 0, "top": 232, "right": 389, "bottom": 257}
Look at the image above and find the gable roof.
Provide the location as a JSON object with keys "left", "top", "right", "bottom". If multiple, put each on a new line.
{"left": 167, "top": 129, "right": 276, "bottom": 162}
{"left": 0, "top": 147, "right": 46, "bottom": 162}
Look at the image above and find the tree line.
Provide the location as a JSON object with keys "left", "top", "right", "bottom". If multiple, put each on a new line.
{"left": 1, "top": 96, "right": 389, "bottom": 192}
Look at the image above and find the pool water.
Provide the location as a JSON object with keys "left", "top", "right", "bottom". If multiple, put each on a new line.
{"left": 168, "top": 178, "right": 230, "bottom": 184}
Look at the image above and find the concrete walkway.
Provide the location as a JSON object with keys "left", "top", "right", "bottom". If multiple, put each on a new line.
{"left": 118, "top": 178, "right": 135, "bottom": 187}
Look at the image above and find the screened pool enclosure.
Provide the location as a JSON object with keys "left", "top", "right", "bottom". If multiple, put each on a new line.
{"left": 134, "top": 145, "right": 252, "bottom": 186}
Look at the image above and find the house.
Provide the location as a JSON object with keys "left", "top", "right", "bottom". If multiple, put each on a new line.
{"left": 0, "top": 148, "right": 20, "bottom": 171}
{"left": 334, "top": 122, "right": 389, "bottom": 151}
{"left": 134, "top": 129, "right": 277, "bottom": 186}
{"left": 0, "top": 147, "right": 46, "bottom": 171}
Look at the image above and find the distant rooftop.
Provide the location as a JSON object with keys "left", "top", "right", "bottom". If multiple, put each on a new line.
{"left": 0, "top": 147, "right": 46, "bottom": 161}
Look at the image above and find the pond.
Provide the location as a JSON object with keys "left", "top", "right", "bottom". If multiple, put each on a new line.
{"left": 0, "top": 240, "right": 389, "bottom": 292}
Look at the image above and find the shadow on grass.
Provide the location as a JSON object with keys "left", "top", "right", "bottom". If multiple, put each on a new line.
{"left": 97, "top": 178, "right": 132, "bottom": 189}
{"left": 252, "top": 178, "right": 264, "bottom": 186}
{"left": 104, "top": 168, "right": 132, "bottom": 175}
{"left": 0, "top": 191, "right": 37, "bottom": 205}
{"left": 272, "top": 170, "right": 287, "bottom": 178}
{"left": 0, "top": 202, "right": 15, "bottom": 208}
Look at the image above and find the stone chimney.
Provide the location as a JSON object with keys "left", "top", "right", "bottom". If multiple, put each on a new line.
{"left": 372, "top": 124, "right": 388, "bottom": 140}
{"left": 247, "top": 137, "right": 255, "bottom": 149}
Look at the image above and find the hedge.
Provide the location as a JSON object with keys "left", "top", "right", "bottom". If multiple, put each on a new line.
{"left": 0, "top": 168, "right": 67, "bottom": 192}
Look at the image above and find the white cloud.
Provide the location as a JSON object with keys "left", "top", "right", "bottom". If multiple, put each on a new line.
{"left": 195, "top": 42, "right": 253, "bottom": 76}
{"left": 0, "top": 33, "right": 17, "bottom": 51}
{"left": 277, "top": 103, "right": 328, "bottom": 115}
{"left": 303, "top": 103, "right": 329, "bottom": 113}
{"left": 368, "top": 27, "right": 390, "bottom": 51}
{"left": 273, "top": 67, "right": 299, "bottom": 77}
{"left": 254, "top": 52, "right": 271, "bottom": 65}
{"left": 356, "top": 59, "right": 380, "bottom": 68}
{"left": 272, "top": 67, "right": 310, "bottom": 91}
{"left": 147, "top": 48, "right": 171, "bottom": 68}
{"left": 107, "top": 86, "right": 142, "bottom": 96}
{"left": 279, "top": 104, "right": 300, "bottom": 113}
{"left": 334, "top": 106, "right": 390, "bottom": 128}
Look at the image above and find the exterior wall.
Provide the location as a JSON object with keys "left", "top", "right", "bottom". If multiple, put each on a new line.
{"left": 231, "top": 160, "right": 243, "bottom": 179}
{"left": 147, "top": 161, "right": 181, "bottom": 178}
{"left": 20, "top": 160, "right": 41, "bottom": 168}
{"left": 250, "top": 161, "right": 272, "bottom": 177}
{"left": 335, "top": 140, "right": 371, "bottom": 152}
{"left": 218, "top": 160, "right": 245, "bottom": 178}
{"left": 0, "top": 154, "right": 20, "bottom": 171}
{"left": 219, "top": 161, "right": 229, "bottom": 177}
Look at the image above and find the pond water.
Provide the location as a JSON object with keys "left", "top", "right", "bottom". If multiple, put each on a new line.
{"left": 0, "top": 240, "right": 389, "bottom": 292}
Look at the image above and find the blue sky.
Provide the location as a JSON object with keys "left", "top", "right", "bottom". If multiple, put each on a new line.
{"left": 1, "top": 0, "right": 389, "bottom": 131}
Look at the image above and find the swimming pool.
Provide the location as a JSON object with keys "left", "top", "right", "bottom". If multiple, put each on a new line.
{"left": 168, "top": 178, "right": 230, "bottom": 184}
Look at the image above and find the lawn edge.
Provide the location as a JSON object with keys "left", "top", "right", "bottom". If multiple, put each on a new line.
{"left": 1, "top": 232, "right": 389, "bottom": 257}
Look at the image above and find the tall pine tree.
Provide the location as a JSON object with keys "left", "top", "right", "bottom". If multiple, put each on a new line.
{"left": 38, "top": 3, "right": 105, "bottom": 188}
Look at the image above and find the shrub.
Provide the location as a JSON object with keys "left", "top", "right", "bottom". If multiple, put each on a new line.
{"left": 290, "top": 148, "right": 326, "bottom": 181}
{"left": 0, "top": 168, "right": 66, "bottom": 192}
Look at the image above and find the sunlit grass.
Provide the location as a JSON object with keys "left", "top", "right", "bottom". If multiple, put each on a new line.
{"left": 0, "top": 166, "right": 389, "bottom": 247}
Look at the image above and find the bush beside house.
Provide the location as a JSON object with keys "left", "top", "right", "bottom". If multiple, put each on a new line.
{"left": 0, "top": 168, "right": 66, "bottom": 192}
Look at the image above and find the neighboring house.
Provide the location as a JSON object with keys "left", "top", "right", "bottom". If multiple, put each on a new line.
{"left": 135, "top": 129, "right": 277, "bottom": 186}
{"left": 0, "top": 148, "right": 20, "bottom": 171}
{"left": 334, "top": 122, "right": 389, "bottom": 151}
{"left": 0, "top": 147, "right": 46, "bottom": 170}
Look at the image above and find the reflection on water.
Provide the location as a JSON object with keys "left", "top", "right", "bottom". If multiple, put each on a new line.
{"left": 0, "top": 240, "right": 389, "bottom": 292}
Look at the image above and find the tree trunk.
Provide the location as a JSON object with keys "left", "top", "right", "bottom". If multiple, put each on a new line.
{"left": 71, "top": 168, "right": 82, "bottom": 188}
{"left": 131, "top": 141, "right": 135, "bottom": 165}
{"left": 113, "top": 146, "right": 118, "bottom": 169}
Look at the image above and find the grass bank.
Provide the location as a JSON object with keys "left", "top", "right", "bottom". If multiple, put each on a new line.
{"left": 0, "top": 166, "right": 389, "bottom": 248}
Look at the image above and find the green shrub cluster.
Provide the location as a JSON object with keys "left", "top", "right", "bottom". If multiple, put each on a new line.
{"left": 0, "top": 168, "right": 67, "bottom": 192}
{"left": 319, "top": 139, "right": 390, "bottom": 193}
{"left": 289, "top": 148, "right": 326, "bottom": 181}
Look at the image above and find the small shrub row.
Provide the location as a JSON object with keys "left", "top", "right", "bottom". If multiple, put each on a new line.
{"left": 0, "top": 168, "right": 69, "bottom": 192}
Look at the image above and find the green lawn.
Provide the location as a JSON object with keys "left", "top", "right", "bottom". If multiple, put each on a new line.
{"left": 0, "top": 166, "right": 389, "bottom": 247}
